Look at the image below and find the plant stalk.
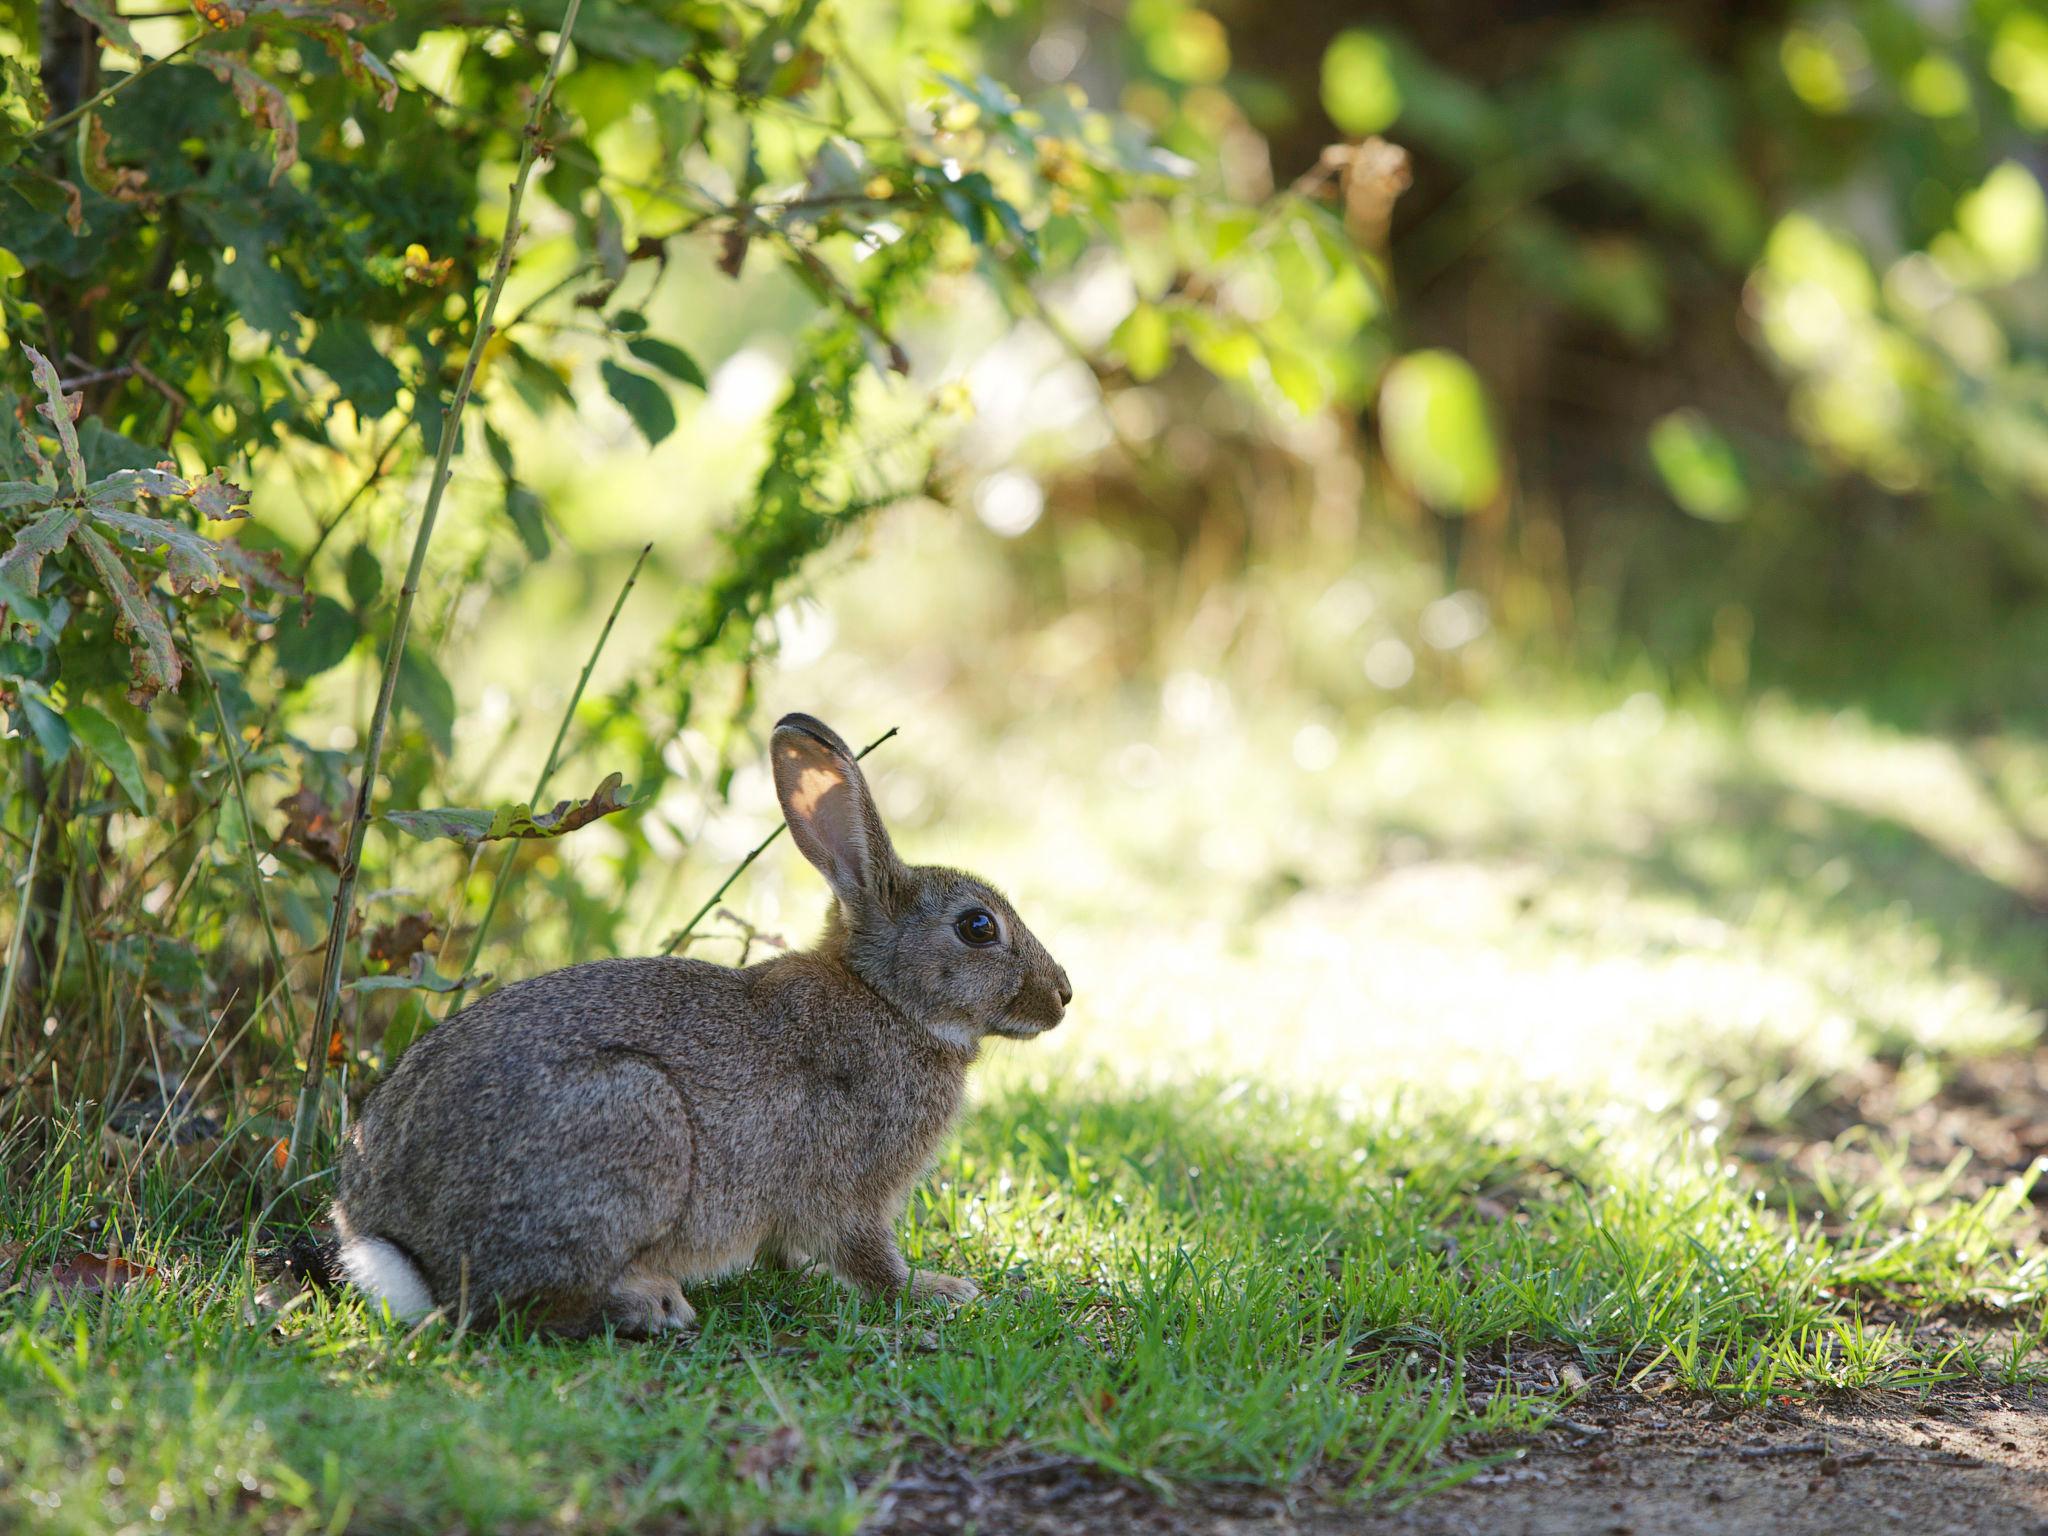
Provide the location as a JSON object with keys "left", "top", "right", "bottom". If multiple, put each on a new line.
{"left": 186, "top": 626, "right": 303, "bottom": 1045}
{"left": 441, "top": 540, "right": 653, "bottom": 1013}
{"left": 0, "top": 810, "right": 47, "bottom": 1062}
{"left": 284, "top": 0, "right": 586, "bottom": 1186}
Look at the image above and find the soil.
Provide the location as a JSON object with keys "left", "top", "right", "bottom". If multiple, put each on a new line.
{"left": 1735, "top": 1046, "right": 2048, "bottom": 1241}
{"left": 864, "top": 1385, "right": 2048, "bottom": 1535}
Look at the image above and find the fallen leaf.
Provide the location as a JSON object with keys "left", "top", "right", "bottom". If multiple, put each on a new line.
{"left": 46, "top": 1251, "right": 157, "bottom": 1293}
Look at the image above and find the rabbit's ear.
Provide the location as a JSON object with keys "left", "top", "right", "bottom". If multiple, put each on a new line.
{"left": 771, "top": 715, "right": 902, "bottom": 909}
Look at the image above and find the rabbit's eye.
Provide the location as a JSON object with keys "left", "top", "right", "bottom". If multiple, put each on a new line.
{"left": 955, "top": 909, "right": 1000, "bottom": 947}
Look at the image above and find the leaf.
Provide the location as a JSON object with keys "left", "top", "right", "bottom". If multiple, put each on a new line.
{"left": 43, "top": 1251, "right": 157, "bottom": 1294}
{"left": 344, "top": 542, "right": 381, "bottom": 609}
{"left": 62, "top": 0, "right": 139, "bottom": 51}
{"left": 72, "top": 525, "right": 180, "bottom": 705}
{"left": 625, "top": 337, "right": 707, "bottom": 390}
{"left": 0, "top": 504, "right": 79, "bottom": 592}
{"left": 214, "top": 541, "right": 305, "bottom": 603}
{"left": 200, "top": 53, "right": 300, "bottom": 185}
{"left": 601, "top": 361, "right": 676, "bottom": 445}
{"left": 383, "top": 772, "right": 641, "bottom": 845}
{"left": 185, "top": 469, "right": 250, "bottom": 520}
{"left": 272, "top": 593, "right": 358, "bottom": 680}
{"left": 345, "top": 953, "right": 484, "bottom": 994}
{"left": 66, "top": 704, "right": 148, "bottom": 811}
{"left": 1113, "top": 302, "right": 1172, "bottom": 382}
{"left": 504, "top": 485, "right": 550, "bottom": 560}
{"left": 212, "top": 249, "right": 300, "bottom": 339}
{"left": 1377, "top": 349, "right": 1502, "bottom": 514}
{"left": 307, "top": 319, "right": 401, "bottom": 417}
{"left": 379, "top": 804, "right": 493, "bottom": 843}
{"left": 21, "top": 696, "right": 72, "bottom": 761}
{"left": 396, "top": 646, "right": 455, "bottom": 753}
{"left": 595, "top": 192, "right": 628, "bottom": 285}
{"left": 88, "top": 509, "right": 225, "bottom": 594}
{"left": 22, "top": 345, "right": 85, "bottom": 492}
{"left": 366, "top": 911, "right": 436, "bottom": 968}
{"left": 0, "top": 481, "right": 53, "bottom": 511}
{"left": 277, "top": 783, "right": 347, "bottom": 871}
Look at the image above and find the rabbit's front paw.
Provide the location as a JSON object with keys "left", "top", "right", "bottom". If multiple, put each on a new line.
{"left": 910, "top": 1270, "right": 980, "bottom": 1306}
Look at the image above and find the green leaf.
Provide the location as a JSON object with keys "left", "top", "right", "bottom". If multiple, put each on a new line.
{"left": 595, "top": 192, "right": 628, "bottom": 285}
{"left": 0, "top": 480, "right": 52, "bottom": 511}
{"left": 383, "top": 772, "right": 641, "bottom": 845}
{"left": 345, "top": 542, "right": 382, "bottom": 610}
{"left": 0, "top": 504, "right": 79, "bottom": 592}
{"left": 308, "top": 320, "right": 402, "bottom": 417}
{"left": 66, "top": 703, "right": 148, "bottom": 811}
{"left": 21, "top": 695, "right": 72, "bottom": 762}
{"left": 396, "top": 646, "right": 456, "bottom": 753}
{"left": 1649, "top": 410, "right": 1747, "bottom": 522}
{"left": 1322, "top": 30, "right": 1403, "bottom": 136}
{"left": 345, "top": 953, "right": 486, "bottom": 994}
{"left": 1377, "top": 349, "right": 1502, "bottom": 514}
{"left": 22, "top": 345, "right": 85, "bottom": 492}
{"left": 505, "top": 485, "right": 550, "bottom": 561}
{"left": 1113, "top": 303, "right": 1172, "bottom": 382}
{"left": 483, "top": 421, "right": 517, "bottom": 481}
{"left": 273, "top": 593, "right": 359, "bottom": 681}
{"left": 379, "top": 804, "right": 493, "bottom": 842}
{"left": 601, "top": 361, "right": 677, "bottom": 445}
{"left": 88, "top": 509, "right": 225, "bottom": 594}
{"left": 211, "top": 249, "right": 300, "bottom": 340}
{"left": 506, "top": 341, "right": 577, "bottom": 416}
{"left": 61, "top": 0, "right": 139, "bottom": 54}
{"left": 73, "top": 524, "right": 181, "bottom": 704}
{"left": 625, "top": 337, "right": 707, "bottom": 390}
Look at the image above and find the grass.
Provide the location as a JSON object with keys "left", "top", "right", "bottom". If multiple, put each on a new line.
{"left": 5, "top": 686, "right": 2048, "bottom": 1532}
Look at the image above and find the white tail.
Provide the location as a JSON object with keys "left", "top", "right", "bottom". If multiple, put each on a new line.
{"left": 339, "top": 1236, "right": 434, "bottom": 1321}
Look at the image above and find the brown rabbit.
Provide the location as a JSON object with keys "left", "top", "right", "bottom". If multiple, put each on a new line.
{"left": 329, "top": 713, "right": 1071, "bottom": 1336}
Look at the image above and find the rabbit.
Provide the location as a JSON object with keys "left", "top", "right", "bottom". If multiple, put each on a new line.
{"left": 328, "top": 712, "right": 1072, "bottom": 1337}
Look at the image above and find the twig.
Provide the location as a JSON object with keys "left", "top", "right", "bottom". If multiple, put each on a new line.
{"left": 438, "top": 541, "right": 653, "bottom": 1012}
{"left": 185, "top": 625, "right": 303, "bottom": 1044}
{"left": 658, "top": 726, "right": 897, "bottom": 956}
{"left": 0, "top": 812, "right": 47, "bottom": 1060}
{"left": 285, "top": 0, "right": 587, "bottom": 1187}
{"left": 36, "top": 34, "right": 201, "bottom": 138}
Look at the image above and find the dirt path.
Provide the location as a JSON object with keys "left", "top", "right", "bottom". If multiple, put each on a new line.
{"left": 865, "top": 1388, "right": 2048, "bottom": 1535}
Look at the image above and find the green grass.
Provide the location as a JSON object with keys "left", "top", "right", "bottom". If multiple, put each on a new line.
{"left": 6, "top": 690, "right": 2048, "bottom": 1533}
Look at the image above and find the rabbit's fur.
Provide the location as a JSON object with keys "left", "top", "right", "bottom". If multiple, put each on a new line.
{"left": 331, "top": 713, "right": 1071, "bottom": 1337}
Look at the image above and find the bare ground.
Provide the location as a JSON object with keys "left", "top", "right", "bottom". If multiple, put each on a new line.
{"left": 863, "top": 1386, "right": 2048, "bottom": 1535}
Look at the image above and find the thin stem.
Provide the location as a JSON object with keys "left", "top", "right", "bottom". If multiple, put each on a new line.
{"left": 284, "top": 0, "right": 586, "bottom": 1187}
{"left": 37, "top": 34, "right": 200, "bottom": 139}
{"left": 185, "top": 625, "right": 304, "bottom": 1045}
{"left": 440, "top": 540, "right": 653, "bottom": 1013}
{"left": 0, "top": 811, "right": 48, "bottom": 1062}
{"left": 658, "top": 726, "right": 896, "bottom": 957}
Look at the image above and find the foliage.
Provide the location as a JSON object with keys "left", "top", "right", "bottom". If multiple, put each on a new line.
{"left": 0, "top": 0, "right": 1393, "bottom": 1167}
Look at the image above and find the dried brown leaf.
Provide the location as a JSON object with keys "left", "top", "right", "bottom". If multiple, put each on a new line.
{"left": 367, "top": 911, "right": 437, "bottom": 968}
{"left": 278, "top": 783, "right": 348, "bottom": 871}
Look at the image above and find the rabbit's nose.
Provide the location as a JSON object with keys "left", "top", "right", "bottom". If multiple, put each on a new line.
{"left": 1055, "top": 970, "right": 1073, "bottom": 1008}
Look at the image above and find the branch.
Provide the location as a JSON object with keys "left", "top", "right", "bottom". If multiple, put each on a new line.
{"left": 284, "top": 0, "right": 587, "bottom": 1187}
